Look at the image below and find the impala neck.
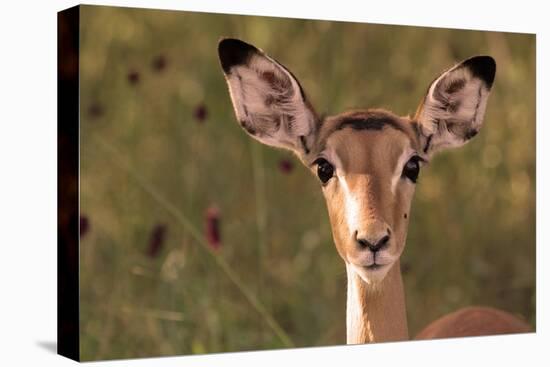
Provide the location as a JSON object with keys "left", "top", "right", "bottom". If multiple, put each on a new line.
{"left": 346, "top": 261, "right": 409, "bottom": 344}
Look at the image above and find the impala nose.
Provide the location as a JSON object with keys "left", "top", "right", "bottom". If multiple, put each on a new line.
{"left": 355, "top": 231, "right": 391, "bottom": 253}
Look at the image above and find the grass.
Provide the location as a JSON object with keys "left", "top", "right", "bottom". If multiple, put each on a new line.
{"left": 78, "top": 5, "right": 536, "bottom": 360}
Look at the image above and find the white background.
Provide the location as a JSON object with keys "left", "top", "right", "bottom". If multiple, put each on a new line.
{"left": 0, "top": 0, "right": 547, "bottom": 365}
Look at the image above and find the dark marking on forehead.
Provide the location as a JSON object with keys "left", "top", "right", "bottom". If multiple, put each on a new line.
{"left": 337, "top": 116, "right": 404, "bottom": 133}
{"left": 320, "top": 109, "right": 421, "bottom": 153}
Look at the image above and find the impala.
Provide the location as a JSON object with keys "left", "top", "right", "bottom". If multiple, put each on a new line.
{"left": 217, "top": 38, "right": 531, "bottom": 344}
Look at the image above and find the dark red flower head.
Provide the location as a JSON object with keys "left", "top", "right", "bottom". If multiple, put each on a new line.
{"left": 278, "top": 159, "right": 294, "bottom": 174}
{"left": 401, "top": 262, "right": 411, "bottom": 275}
{"left": 205, "top": 206, "right": 221, "bottom": 250}
{"left": 127, "top": 70, "right": 140, "bottom": 85}
{"left": 152, "top": 55, "right": 167, "bottom": 72}
{"left": 147, "top": 224, "right": 167, "bottom": 258}
{"left": 88, "top": 103, "right": 104, "bottom": 119}
{"left": 194, "top": 103, "right": 208, "bottom": 123}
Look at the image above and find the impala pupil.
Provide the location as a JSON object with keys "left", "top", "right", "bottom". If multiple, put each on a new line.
{"left": 316, "top": 158, "right": 334, "bottom": 184}
{"left": 402, "top": 156, "right": 420, "bottom": 183}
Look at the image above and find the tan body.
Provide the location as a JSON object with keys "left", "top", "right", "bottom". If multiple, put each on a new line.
{"left": 217, "top": 38, "right": 531, "bottom": 344}
{"left": 415, "top": 306, "right": 531, "bottom": 340}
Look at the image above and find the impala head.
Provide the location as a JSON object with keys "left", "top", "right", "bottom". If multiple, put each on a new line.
{"left": 218, "top": 38, "right": 495, "bottom": 286}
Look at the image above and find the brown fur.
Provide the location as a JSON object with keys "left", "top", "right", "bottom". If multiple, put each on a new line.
{"left": 310, "top": 109, "right": 420, "bottom": 159}
{"left": 415, "top": 307, "right": 531, "bottom": 340}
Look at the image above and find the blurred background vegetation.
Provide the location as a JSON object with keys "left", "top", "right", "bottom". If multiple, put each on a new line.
{"left": 78, "top": 5, "right": 536, "bottom": 361}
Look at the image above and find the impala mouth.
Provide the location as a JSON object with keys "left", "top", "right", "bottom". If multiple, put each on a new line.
{"left": 348, "top": 253, "right": 396, "bottom": 283}
{"left": 349, "top": 261, "right": 389, "bottom": 274}
{"left": 360, "top": 256, "right": 393, "bottom": 271}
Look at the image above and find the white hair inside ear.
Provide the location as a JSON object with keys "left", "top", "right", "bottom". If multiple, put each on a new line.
{"left": 416, "top": 56, "right": 496, "bottom": 156}
{"left": 218, "top": 38, "right": 319, "bottom": 156}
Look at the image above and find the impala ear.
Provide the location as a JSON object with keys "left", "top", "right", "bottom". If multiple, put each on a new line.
{"left": 218, "top": 38, "right": 320, "bottom": 157}
{"left": 415, "top": 56, "right": 496, "bottom": 157}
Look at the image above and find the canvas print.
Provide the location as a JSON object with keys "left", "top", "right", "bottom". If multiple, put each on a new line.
{"left": 58, "top": 4, "right": 536, "bottom": 361}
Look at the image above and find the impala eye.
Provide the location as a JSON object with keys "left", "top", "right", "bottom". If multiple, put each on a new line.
{"left": 314, "top": 158, "right": 334, "bottom": 184}
{"left": 402, "top": 156, "right": 421, "bottom": 183}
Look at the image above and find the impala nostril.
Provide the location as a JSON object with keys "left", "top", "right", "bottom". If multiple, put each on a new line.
{"left": 356, "top": 233, "right": 390, "bottom": 253}
{"left": 356, "top": 238, "right": 371, "bottom": 249}
{"left": 377, "top": 235, "right": 390, "bottom": 249}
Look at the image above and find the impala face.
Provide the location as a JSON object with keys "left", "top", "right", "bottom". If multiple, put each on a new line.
{"left": 218, "top": 38, "right": 495, "bottom": 285}
{"left": 313, "top": 110, "right": 424, "bottom": 284}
